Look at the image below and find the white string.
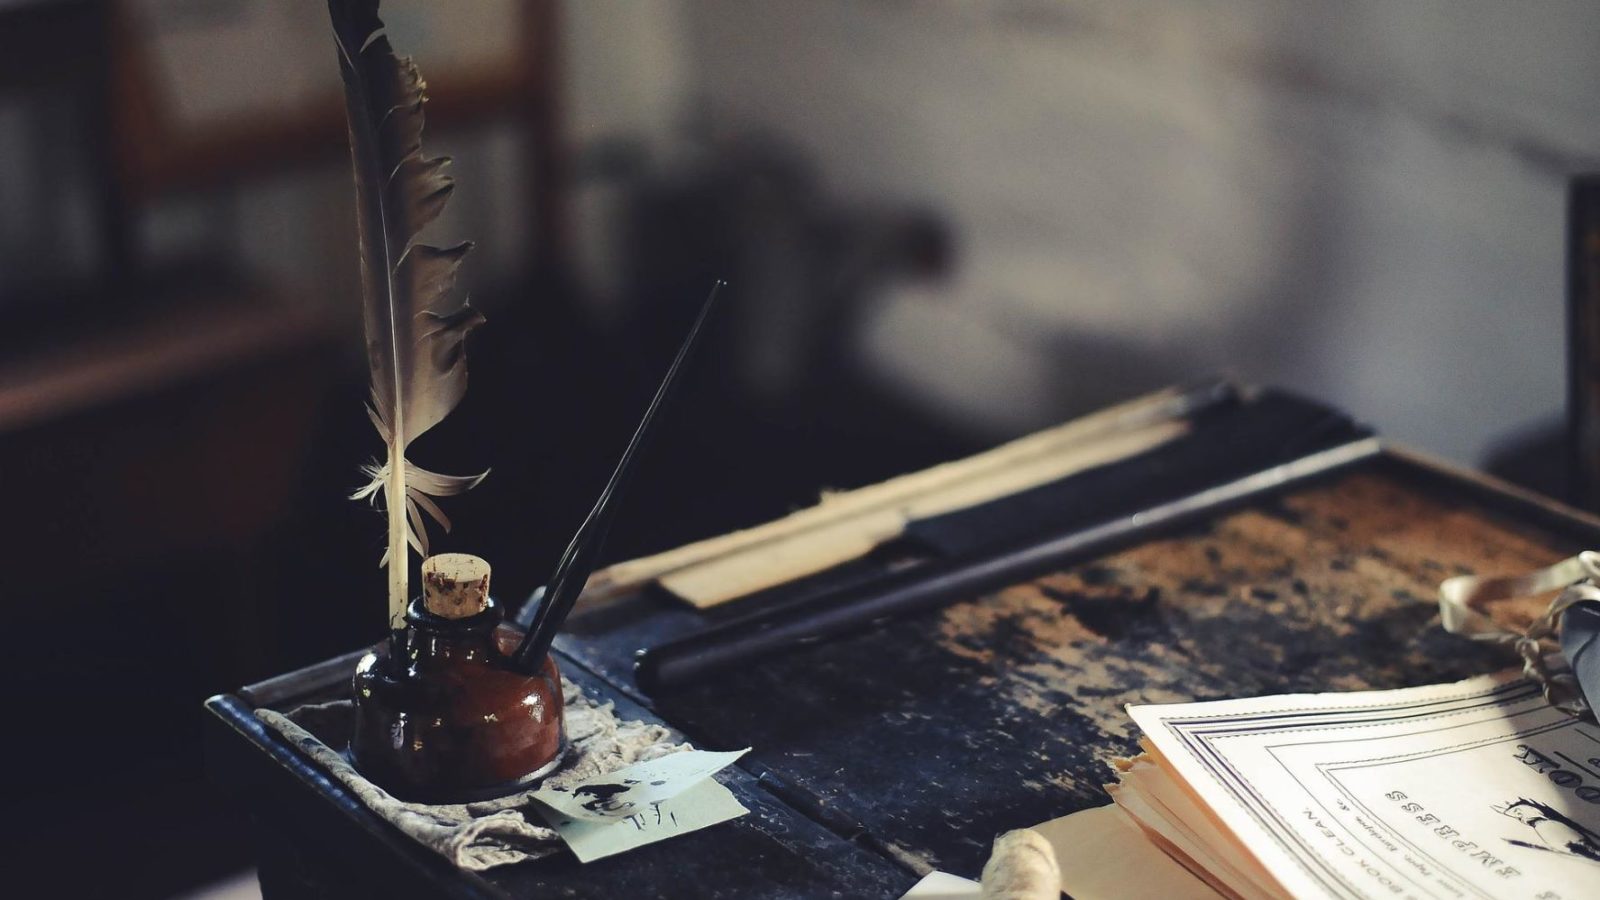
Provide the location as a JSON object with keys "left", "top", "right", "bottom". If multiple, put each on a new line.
{"left": 1437, "top": 550, "right": 1599, "bottom": 715}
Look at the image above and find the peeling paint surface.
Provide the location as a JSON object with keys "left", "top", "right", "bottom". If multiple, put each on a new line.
{"left": 560, "top": 462, "right": 1584, "bottom": 879}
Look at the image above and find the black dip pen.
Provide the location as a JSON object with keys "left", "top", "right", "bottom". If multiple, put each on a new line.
{"left": 632, "top": 405, "right": 1377, "bottom": 694}
{"left": 513, "top": 280, "right": 725, "bottom": 672}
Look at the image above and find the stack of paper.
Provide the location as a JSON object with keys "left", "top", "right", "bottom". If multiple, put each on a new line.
{"left": 1040, "top": 674, "right": 1600, "bottom": 899}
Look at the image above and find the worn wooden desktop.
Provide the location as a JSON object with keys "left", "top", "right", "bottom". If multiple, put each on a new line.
{"left": 205, "top": 438, "right": 1596, "bottom": 898}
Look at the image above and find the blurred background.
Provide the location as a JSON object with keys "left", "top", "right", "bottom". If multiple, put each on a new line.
{"left": 1, "top": 0, "right": 1596, "bottom": 896}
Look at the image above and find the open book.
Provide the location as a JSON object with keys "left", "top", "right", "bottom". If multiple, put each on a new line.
{"left": 1039, "top": 674, "right": 1600, "bottom": 899}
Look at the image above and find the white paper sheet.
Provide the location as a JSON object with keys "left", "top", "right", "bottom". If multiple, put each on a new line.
{"left": 1130, "top": 674, "right": 1600, "bottom": 899}
{"left": 898, "top": 870, "right": 982, "bottom": 899}
{"left": 1033, "top": 803, "right": 1223, "bottom": 899}
{"left": 528, "top": 747, "right": 751, "bottom": 862}
{"left": 532, "top": 748, "right": 748, "bottom": 823}
{"left": 1109, "top": 756, "right": 1283, "bottom": 899}
{"left": 534, "top": 777, "right": 749, "bottom": 863}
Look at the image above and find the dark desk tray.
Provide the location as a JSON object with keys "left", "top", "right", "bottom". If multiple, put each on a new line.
{"left": 555, "top": 449, "right": 1600, "bottom": 880}
{"left": 205, "top": 650, "right": 914, "bottom": 899}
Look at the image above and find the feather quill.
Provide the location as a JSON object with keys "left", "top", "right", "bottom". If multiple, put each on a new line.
{"left": 328, "top": 0, "right": 487, "bottom": 627}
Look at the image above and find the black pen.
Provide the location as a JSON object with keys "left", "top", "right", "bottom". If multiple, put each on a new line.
{"left": 634, "top": 427, "right": 1378, "bottom": 694}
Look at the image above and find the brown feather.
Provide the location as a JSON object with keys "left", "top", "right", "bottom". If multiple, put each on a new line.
{"left": 328, "top": 0, "right": 487, "bottom": 625}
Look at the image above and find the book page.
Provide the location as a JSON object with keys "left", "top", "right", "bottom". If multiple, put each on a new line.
{"left": 1130, "top": 675, "right": 1600, "bottom": 900}
{"left": 1034, "top": 802, "right": 1227, "bottom": 900}
{"left": 1110, "top": 757, "right": 1284, "bottom": 899}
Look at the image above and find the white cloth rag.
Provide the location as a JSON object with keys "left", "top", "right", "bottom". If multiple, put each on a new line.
{"left": 255, "top": 679, "right": 690, "bottom": 870}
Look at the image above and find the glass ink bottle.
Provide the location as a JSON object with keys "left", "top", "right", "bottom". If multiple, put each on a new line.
{"left": 352, "top": 554, "right": 565, "bottom": 802}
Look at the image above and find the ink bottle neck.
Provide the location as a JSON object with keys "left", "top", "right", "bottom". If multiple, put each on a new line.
{"left": 397, "top": 594, "right": 505, "bottom": 668}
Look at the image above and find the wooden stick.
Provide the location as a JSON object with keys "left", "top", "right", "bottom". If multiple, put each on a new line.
{"left": 659, "top": 419, "right": 1187, "bottom": 606}
{"left": 582, "top": 381, "right": 1231, "bottom": 607}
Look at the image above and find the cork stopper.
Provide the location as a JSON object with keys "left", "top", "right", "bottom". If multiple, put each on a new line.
{"left": 421, "top": 553, "right": 492, "bottom": 619}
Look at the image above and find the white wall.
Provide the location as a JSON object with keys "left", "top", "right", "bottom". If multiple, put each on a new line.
{"left": 566, "top": 0, "right": 1600, "bottom": 462}
{"left": 29, "top": 1, "right": 1590, "bottom": 464}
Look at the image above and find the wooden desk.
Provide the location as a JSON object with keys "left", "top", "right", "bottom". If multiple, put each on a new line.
{"left": 207, "top": 443, "right": 1598, "bottom": 897}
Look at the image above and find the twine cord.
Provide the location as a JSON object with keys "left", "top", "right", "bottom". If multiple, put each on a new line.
{"left": 1437, "top": 550, "right": 1600, "bottom": 715}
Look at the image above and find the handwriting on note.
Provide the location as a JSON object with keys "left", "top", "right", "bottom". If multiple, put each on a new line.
{"left": 534, "top": 778, "right": 749, "bottom": 863}
{"left": 529, "top": 748, "right": 751, "bottom": 862}
{"left": 532, "top": 748, "right": 748, "bottom": 823}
